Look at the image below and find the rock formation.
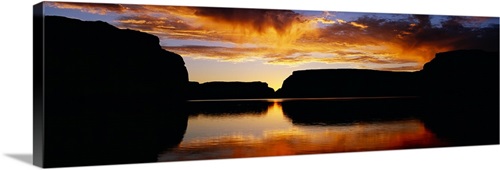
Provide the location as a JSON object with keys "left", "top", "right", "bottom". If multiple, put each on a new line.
{"left": 41, "top": 16, "right": 190, "bottom": 167}
{"left": 419, "top": 50, "right": 499, "bottom": 145}
{"left": 188, "top": 81, "right": 275, "bottom": 100}
{"left": 44, "top": 16, "right": 189, "bottom": 112}
{"left": 276, "top": 69, "right": 420, "bottom": 98}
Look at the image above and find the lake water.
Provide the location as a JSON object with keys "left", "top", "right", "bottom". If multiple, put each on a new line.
{"left": 158, "top": 98, "right": 448, "bottom": 161}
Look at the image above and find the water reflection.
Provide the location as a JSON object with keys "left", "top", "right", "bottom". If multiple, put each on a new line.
{"left": 188, "top": 100, "right": 271, "bottom": 117}
{"left": 183, "top": 101, "right": 291, "bottom": 139}
{"left": 44, "top": 103, "right": 188, "bottom": 167}
{"left": 281, "top": 98, "right": 423, "bottom": 125}
{"left": 159, "top": 98, "right": 445, "bottom": 161}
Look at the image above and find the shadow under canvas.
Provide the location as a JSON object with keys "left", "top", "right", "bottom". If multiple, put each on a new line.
{"left": 5, "top": 154, "right": 33, "bottom": 165}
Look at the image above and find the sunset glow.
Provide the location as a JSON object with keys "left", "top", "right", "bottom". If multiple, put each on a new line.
{"left": 45, "top": 2, "right": 499, "bottom": 90}
{"left": 159, "top": 101, "right": 444, "bottom": 161}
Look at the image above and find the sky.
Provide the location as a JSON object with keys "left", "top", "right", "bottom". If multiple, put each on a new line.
{"left": 43, "top": 2, "right": 499, "bottom": 90}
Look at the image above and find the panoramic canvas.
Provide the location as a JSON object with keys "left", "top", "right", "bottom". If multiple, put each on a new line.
{"left": 34, "top": 1, "right": 499, "bottom": 168}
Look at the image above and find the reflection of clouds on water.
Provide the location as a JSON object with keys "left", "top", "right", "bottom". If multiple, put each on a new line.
{"left": 159, "top": 99, "right": 445, "bottom": 161}
{"left": 183, "top": 101, "right": 291, "bottom": 140}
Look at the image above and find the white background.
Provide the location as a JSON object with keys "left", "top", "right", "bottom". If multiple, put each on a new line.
{"left": 0, "top": 0, "right": 498, "bottom": 170}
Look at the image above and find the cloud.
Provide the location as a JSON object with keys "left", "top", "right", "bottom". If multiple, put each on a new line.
{"left": 164, "top": 45, "right": 275, "bottom": 62}
{"left": 376, "top": 65, "right": 422, "bottom": 72}
{"left": 337, "top": 19, "right": 347, "bottom": 24}
{"left": 47, "top": 2, "right": 129, "bottom": 15}
{"left": 161, "top": 13, "right": 498, "bottom": 69}
{"left": 314, "top": 18, "right": 336, "bottom": 24}
{"left": 315, "top": 15, "right": 499, "bottom": 65}
{"left": 113, "top": 15, "right": 212, "bottom": 40}
{"left": 192, "top": 8, "right": 303, "bottom": 34}
{"left": 164, "top": 44, "right": 418, "bottom": 69}
{"left": 106, "top": 5, "right": 322, "bottom": 46}
{"left": 410, "top": 16, "right": 500, "bottom": 52}
{"left": 350, "top": 22, "right": 368, "bottom": 29}
{"left": 48, "top": 2, "right": 499, "bottom": 71}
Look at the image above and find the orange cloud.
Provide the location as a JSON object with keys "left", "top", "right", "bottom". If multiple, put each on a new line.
{"left": 48, "top": 2, "right": 499, "bottom": 71}
{"left": 187, "top": 8, "right": 326, "bottom": 49}
{"left": 314, "top": 18, "right": 336, "bottom": 24}
{"left": 350, "top": 21, "right": 368, "bottom": 29}
{"left": 337, "top": 19, "right": 347, "bottom": 24}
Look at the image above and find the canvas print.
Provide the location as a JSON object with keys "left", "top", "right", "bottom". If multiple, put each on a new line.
{"left": 33, "top": 1, "right": 499, "bottom": 168}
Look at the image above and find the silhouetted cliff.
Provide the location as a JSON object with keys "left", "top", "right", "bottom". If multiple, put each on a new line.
{"left": 42, "top": 16, "right": 190, "bottom": 167}
{"left": 420, "top": 49, "right": 499, "bottom": 103}
{"left": 276, "top": 69, "right": 420, "bottom": 98}
{"left": 419, "top": 50, "right": 499, "bottom": 145}
{"left": 44, "top": 16, "right": 188, "bottom": 111}
{"left": 188, "top": 81, "right": 275, "bottom": 100}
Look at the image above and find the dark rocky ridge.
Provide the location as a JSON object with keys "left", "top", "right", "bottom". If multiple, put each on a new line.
{"left": 44, "top": 16, "right": 188, "bottom": 111}
{"left": 42, "top": 16, "right": 189, "bottom": 167}
{"left": 188, "top": 81, "right": 275, "bottom": 100}
{"left": 276, "top": 69, "right": 420, "bottom": 98}
{"left": 277, "top": 49, "right": 498, "bottom": 100}
{"left": 420, "top": 49, "right": 499, "bottom": 101}
{"left": 419, "top": 49, "right": 499, "bottom": 145}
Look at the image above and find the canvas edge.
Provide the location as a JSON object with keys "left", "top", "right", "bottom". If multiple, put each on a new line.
{"left": 33, "top": 1, "right": 45, "bottom": 168}
{"left": 29, "top": 1, "right": 500, "bottom": 168}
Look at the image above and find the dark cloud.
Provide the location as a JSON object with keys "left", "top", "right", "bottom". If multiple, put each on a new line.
{"left": 407, "top": 15, "right": 499, "bottom": 55}
{"left": 191, "top": 7, "right": 304, "bottom": 35}
{"left": 413, "top": 15, "right": 432, "bottom": 28}
{"left": 317, "top": 14, "right": 499, "bottom": 63}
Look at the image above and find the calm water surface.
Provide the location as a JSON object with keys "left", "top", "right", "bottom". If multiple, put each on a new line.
{"left": 158, "top": 98, "right": 447, "bottom": 161}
